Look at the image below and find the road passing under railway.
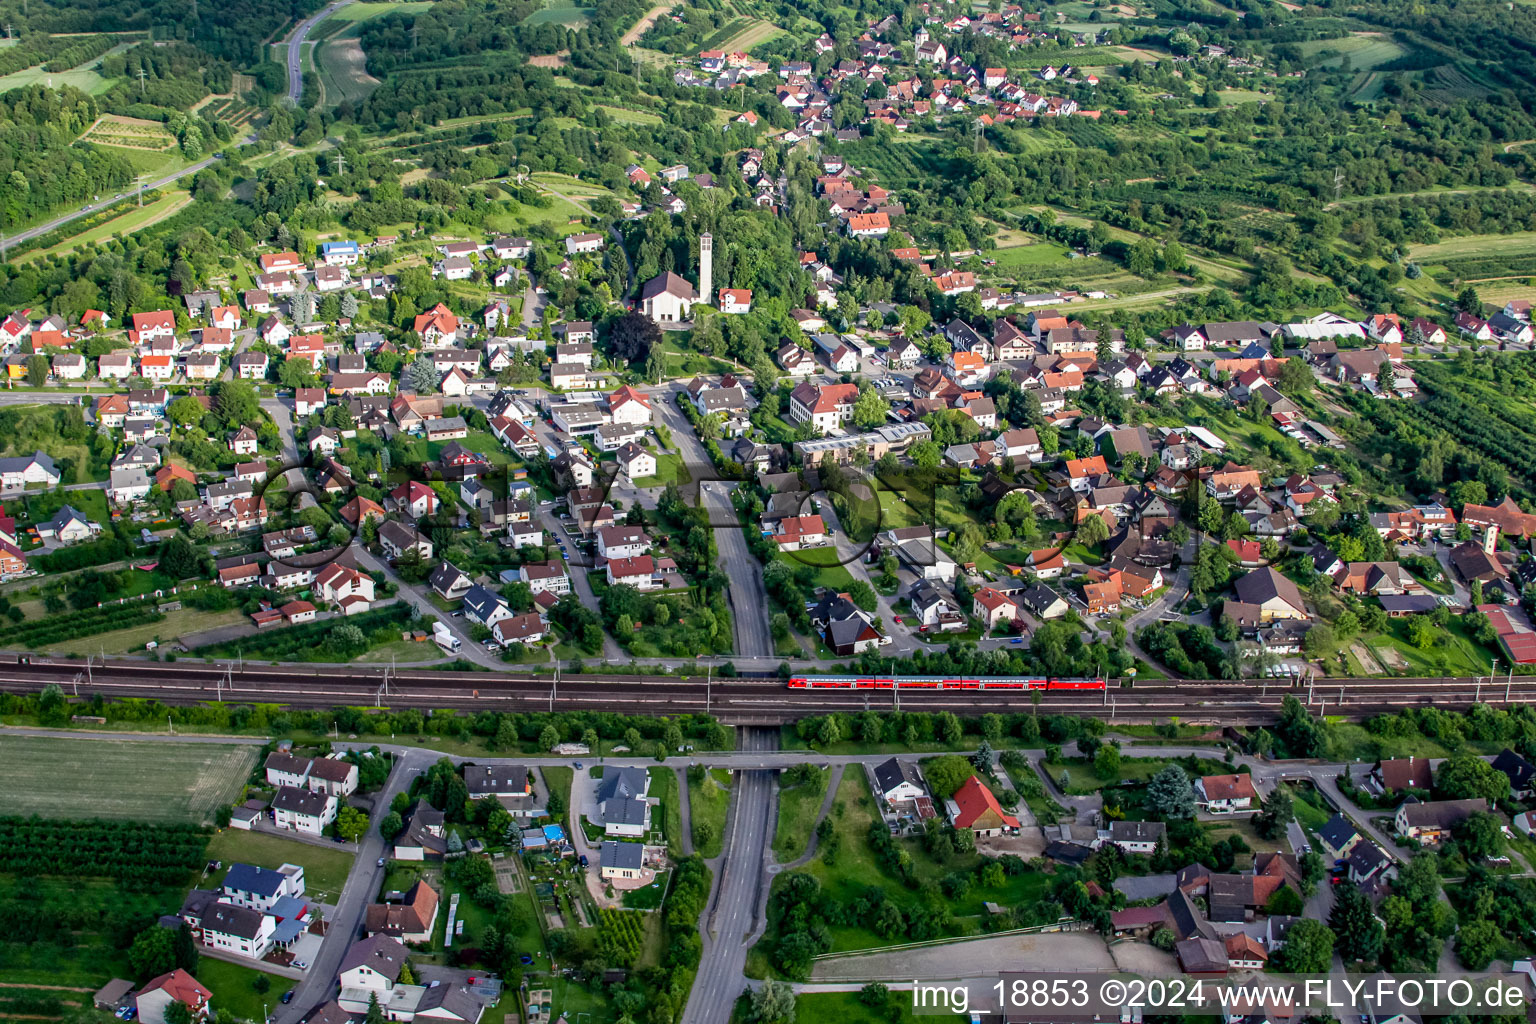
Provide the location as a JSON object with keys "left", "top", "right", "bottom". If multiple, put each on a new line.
{"left": 0, "top": 656, "right": 1532, "bottom": 724}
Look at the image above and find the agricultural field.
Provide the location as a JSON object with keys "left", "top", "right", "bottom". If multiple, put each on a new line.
{"left": 711, "top": 18, "right": 782, "bottom": 52}
{"left": 314, "top": 2, "right": 430, "bottom": 107}
{"left": 523, "top": 0, "right": 596, "bottom": 27}
{"left": 1294, "top": 33, "right": 1406, "bottom": 71}
{"left": 80, "top": 114, "right": 176, "bottom": 151}
{"left": 0, "top": 736, "right": 256, "bottom": 824}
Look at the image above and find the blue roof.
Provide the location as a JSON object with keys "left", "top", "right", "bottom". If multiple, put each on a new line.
{"left": 222, "top": 862, "right": 285, "bottom": 897}
{"left": 542, "top": 824, "right": 566, "bottom": 841}
{"left": 272, "top": 916, "right": 306, "bottom": 943}
{"left": 270, "top": 894, "right": 309, "bottom": 920}
{"left": 321, "top": 240, "right": 359, "bottom": 253}
{"left": 521, "top": 834, "right": 546, "bottom": 849}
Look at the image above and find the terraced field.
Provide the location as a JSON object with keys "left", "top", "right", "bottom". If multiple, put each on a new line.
{"left": 80, "top": 113, "right": 175, "bottom": 151}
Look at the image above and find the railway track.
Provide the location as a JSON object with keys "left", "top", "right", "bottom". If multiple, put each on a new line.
{"left": 0, "top": 657, "right": 1531, "bottom": 724}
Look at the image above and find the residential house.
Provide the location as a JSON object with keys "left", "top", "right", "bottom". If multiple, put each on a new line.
{"left": 1395, "top": 798, "right": 1486, "bottom": 844}
{"left": 1195, "top": 773, "right": 1258, "bottom": 813}
{"left": 947, "top": 775, "right": 1019, "bottom": 837}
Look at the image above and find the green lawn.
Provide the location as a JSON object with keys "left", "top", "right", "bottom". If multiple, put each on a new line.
{"left": 1050, "top": 755, "right": 1226, "bottom": 795}
{"left": 784, "top": 546, "right": 856, "bottom": 592}
{"left": 790, "top": 991, "right": 927, "bottom": 1023}
{"left": 762, "top": 770, "right": 1048, "bottom": 960}
{"left": 204, "top": 829, "right": 356, "bottom": 902}
{"left": 0, "top": 736, "right": 255, "bottom": 824}
{"left": 772, "top": 767, "right": 830, "bottom": 862}
{"left": 991, "top": 240, "right": 1072, "bottom": 270}
{"left": 428, "top": 430, "right": 515, "bottom": 466}
{"left": 689, "top": 767, "right": 731, "bottom": 858}
{"left": 197, "top": 956, "right": 292, "bottom": 1022}
{"left": 648, "top": 766, "right": 684, "bottom": 856}
{"left": 632, "top": 451, "right": 691, "bottom": 488}
{"left": 544, "top": 766, "right": 574, "bottom": 826}
{"left": 621, "top": 869, "right": 670, "bottom": 909}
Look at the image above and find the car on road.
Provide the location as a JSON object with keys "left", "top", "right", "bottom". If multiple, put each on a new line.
{"left": 574, "top": 761, "right": 583, "bottom": 769}
{"left": 281, "top": 993, "right": 294, "bottom": 1004}
{"left": 293, "top": 961, "right": 308, "bottom": 970}
{"left": 1011, "top": 637, "right": 1023, "bottom": 644}
{"left": 893, "top": 616, "right": 903, "bottom": 624}
{"left": 377, "top": 858, "right": 385, "bottom": 867}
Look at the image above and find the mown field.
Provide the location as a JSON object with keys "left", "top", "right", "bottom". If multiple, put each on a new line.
{"left": 0, "top": 736, "right": 256, "bottom": 824}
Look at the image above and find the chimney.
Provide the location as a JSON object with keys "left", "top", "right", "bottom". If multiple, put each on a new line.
{"left": 699, "top": 233, "right": 713, "bottom": 307}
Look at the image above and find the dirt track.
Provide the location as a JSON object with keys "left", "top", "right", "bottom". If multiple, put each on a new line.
{"left": 621, "top": 2, "right": 676, "bottom": 46}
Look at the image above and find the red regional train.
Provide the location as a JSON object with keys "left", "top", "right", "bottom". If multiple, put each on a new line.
{"left": 787, "top": 676, "right": 1107, "bottom": 690}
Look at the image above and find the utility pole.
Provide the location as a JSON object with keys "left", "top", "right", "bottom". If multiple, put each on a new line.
{"left": 1307, "top": 672, "right": 1315, "bottom": 706}
{"left": 137, "top": 175, "right": 145, "bottom": 208}
{"left": 1476, "top": 676, "right": 1482, "bottom": 703}
{"left": 1507, "top": 668, "right": 1514, "bottom": 703}
{"left": 1332, "top": 166, "right": 1344, "bottom": 203}
{"left": 706, "top": 661, "right": 711, "bottom": 716}
{"left": 335, "top": 152, "right": 346, "bottom": 177}
{"left": 551, "top": 662, "right": 559, "bottom": 714}
{"left": 138, "top": 67, "right": 147, "bottom": 96}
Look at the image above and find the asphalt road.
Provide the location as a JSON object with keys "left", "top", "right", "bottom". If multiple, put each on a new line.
{"left": 6, "top": 152, "right": 231, "bottom": 247}
{"left": 287, "top": 0, "right": 351, "bottom": 104}
{"left": 682, "top": 726, "right": 778, "bottom": 1024}
{"left": 699, "top": 480, "right": 774, "bottom": 658}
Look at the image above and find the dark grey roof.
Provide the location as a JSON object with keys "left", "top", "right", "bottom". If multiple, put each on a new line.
{"left": 596, "top": 766, "right": 648, "bottom": 825}
{"left": 461, "top": 583, "right": 507, "bottom": 621}
{"left": 272, "top": 784, "right": 331, "bottom": 816}
{"left": 1318, "top": 812, "right": 1359, "bottom": 853}
{"left": 872, "top": 757, "right": 924, "bottom": 797}
{"left": 464, "top": 764, "right": 529, "bottom": 796}
{"left": 413, "top": 981, "right": 483, "bottom": 1022}
{"left": 205, "top": 902, "right": 265, "bottom": 940}
{"left": 1167, "top": 887, "right": 1210, "bottom": 941}
{"left": 1347, "top": 841, "right": 1391, "bottom": 878}
{"left": 1108, "top": 820, "right": 1165, "bottom": 844}
{"left": 1493, "top": 748, "right": 1536, "bottom": 790}
{"left": 339, "top": 934, "right": 408, "bottom": 981}
{"left": 601, "top": 839, "right": 645, "bottom": 871}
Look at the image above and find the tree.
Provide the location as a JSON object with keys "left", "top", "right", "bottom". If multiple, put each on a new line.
{"left": 746, "top": 980, "right": 796, "bottom": 1023}
{"left": 1253, "top": 786, "right": 1294, "bottom": 839}
{"left": 1094, "top": 743, "right": 1122, "bottom": 781}
{"left": 538, "top": 724, "right": 561, "bottom": 751}
{"left": 164, "top": 1002, "right": 192, "bottom": 1024}
{"left": 365, "top": 994, "right": 386, "bottom": 1024}
{"left": 1436, "top": 754, "right": 1509, "bottom": 803}
{"left": 1329, "top": 884, "right": 1383, "bottom": 962}
{"left": 335, "top": 806, "right": 370, "bottom": 842}
{"left": 1454, "top": 919, "right": 1501, "bottom": 970}
{"left": 168, "top": 395, "right": 205, "bottom": 427}
{"left": 852, "top": 387, "right": 889, "bottom": 429}
{"left": 25, "top": 354, "right": 47, "bottom": 387}
{"left": 610, "top": 311, "right": 661, "bottom": 363}
{"left": 1144, "top": 764, "right": 1195, "bottom": 818}
{"left": 36, "top": 682, "right": 68, "bottom": 725}
{"left": 215, "top": 381, "right": 260, "bottom": 428}
{"left": 1453, "top": 811, "right": 1504, "bottom": 860}
{"left": 923, "top": 755, "right": 975, "bottom": 798}
{"left": 408, "top": 358, "right": 440, "bottom": 393}
{"left": 1075, "top": 513, "right": 1109, "bottom": 546}
{"left": 379, "top": 811, "right": 404, "bottom": 840}
{"left": 1273, "top": 918, "right": 1334, "bottom": 972}
{"left": 128, "top": 925, "right": 176, "bottom": 979}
